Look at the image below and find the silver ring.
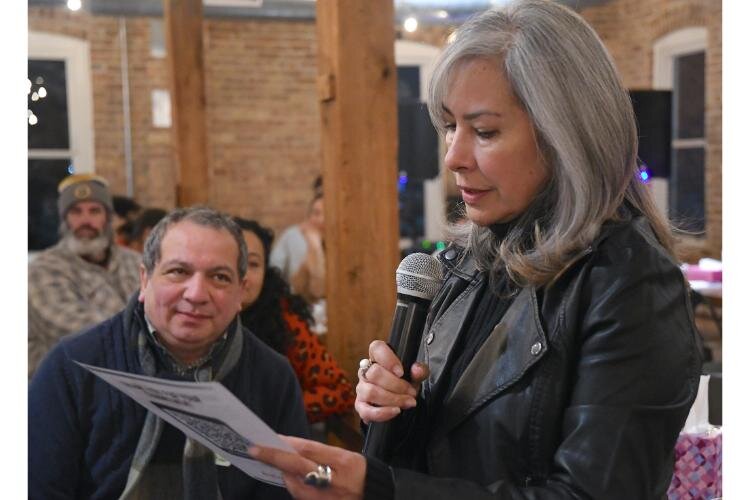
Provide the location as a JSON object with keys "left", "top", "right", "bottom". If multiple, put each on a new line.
{"left": 304, "top": 463, "right": 332, "bottom": 488}
{"left": 358, "top": 358, "right": 374, "bottom": 381}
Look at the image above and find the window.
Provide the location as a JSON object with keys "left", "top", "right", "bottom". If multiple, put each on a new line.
{"left": 671, "top": 51, "right": 706, "bottom": 232}
{"left": 653, "top": 27, "right": 708, "bottom": 234}
{"left": 395, "top": 40, "right": 443, "bottom": 250}
{"left": 28, "top": 32, "right": 94, "bottom": 251}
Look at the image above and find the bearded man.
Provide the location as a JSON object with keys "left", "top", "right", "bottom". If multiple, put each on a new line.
{"left": 28, "top": 174, "right": 141, "bottom": 377}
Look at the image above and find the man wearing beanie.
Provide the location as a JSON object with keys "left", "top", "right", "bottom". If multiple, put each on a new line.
{"left": 28, "top": 174, "right": 141, "bottom": 377}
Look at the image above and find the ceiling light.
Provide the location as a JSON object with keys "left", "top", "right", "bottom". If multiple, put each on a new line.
{"left": 404, "top": 16, "right": 418, "bottom": 33}
{"left": 29, "top": 113, "right": 38, "bottom": 126}
{"left": 436, "top": 10, "right": 449, "bottom": 19}
{"left": 31, "top": 92, "right": 39, "bottom": 102}
{"left": 38, "top": 87, "right": 47, "bottom": 98}
{"left": 67, "top": 0, "right": 82, "bottom": 11}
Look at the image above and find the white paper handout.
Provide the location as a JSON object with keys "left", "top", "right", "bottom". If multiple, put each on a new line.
{"left": 76, "top": 361, "right": 295, "bottom": 487}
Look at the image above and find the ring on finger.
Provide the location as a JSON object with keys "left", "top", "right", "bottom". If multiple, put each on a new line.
{"left": 358, "top": 358, "right": 375, "bottom": 381}
{"left": 304, "top": 464, "right": 332, "bottom": 489}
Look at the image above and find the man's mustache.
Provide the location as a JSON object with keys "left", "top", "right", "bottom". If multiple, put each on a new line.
{"left": 74, "top": 225, "right": 101, "bottom": 236}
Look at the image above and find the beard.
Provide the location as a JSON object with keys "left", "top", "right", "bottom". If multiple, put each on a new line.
{"left": 60, "top": 222, "right": 114, "bottom": 261}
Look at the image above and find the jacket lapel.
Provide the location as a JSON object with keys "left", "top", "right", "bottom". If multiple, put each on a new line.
{"left": 432, "top": 286, "right": 548, "bottom": 439}
{"left": 421, "top": 275, "right": 483, "bottom": 396}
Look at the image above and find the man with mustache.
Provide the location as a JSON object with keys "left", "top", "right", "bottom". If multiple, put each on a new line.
{"left": 28, "top": 206, "right": 308, "bottom": 499}
{"left": 28, "top": 174, "right": 141, "bottom": 377}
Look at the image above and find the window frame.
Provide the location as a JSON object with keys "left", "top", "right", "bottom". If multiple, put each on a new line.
{"left": 652, "top": 27, "right": 708, "bottom": 236}
{"left": 28, "top": 31, "right": 95, "bottom": 174}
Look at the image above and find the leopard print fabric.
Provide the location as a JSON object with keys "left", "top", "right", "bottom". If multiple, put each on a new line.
{"left": 283, "top": 307, "right": 355, "bottom": 423}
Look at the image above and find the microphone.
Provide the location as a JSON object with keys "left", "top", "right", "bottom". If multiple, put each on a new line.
{"left": 362, "top": 252, "right": 443, "bottom": 461}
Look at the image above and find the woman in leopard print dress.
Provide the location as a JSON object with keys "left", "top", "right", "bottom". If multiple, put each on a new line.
{"left": 234, "top": 217, "right": 355, "bottom": 424}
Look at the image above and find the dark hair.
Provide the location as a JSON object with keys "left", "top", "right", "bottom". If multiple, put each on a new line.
{"left": 117, "top": 220, "right": 135, "bottom": 240}
{"left": 131, "top": 208, "right": 168, "bottom": 242}
{"left": 233, "top": 216, "right": 313, "bottom": 354}
{"left": 112, "top": 195, "right": 141, "bottom": 219}
{"left": 143, "top": 206, "right": 248, "bottom": 278}
{"left": 312, "top": 174, "right": 323, "bottom": 193}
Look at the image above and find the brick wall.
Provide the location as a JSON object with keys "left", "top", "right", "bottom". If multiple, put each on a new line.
{"left": 203, "top": 18, "right": 320, "bottom": 228}
{"left": 579, "top": 0, "right": 722, "bottom": 261}
{"left": 28, "top": 1, "right": 721, "bottom": 257}
{"left": 29, "top": 7, "right": 320, "bottom": 234}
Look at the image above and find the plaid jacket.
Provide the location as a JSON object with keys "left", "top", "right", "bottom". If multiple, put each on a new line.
{"left": 28, "top": 242, "right": 141, "bottom": 377}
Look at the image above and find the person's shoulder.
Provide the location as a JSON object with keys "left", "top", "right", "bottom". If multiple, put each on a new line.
{"left": 32, "top": 311, "right": 127, "bottom": 383}
{"left": 589, "top": 216, "right": 678, "bottom": 272}
{"left": 112, "top": 245, "right": 142, "bottom": 264}
{"left": 282, "top": 225, "right": 304, "bottom": 240}
{"left": 241, "top": 327, "right": 295, "bottom": 374}
{"left": 61, "top": 311, "right": 126, "bottom": 357}
{"left": 28, "top": 243, "right": 68, "bottom": 270}
{"left": 270, "top": 226, "right": 305, "bottom": 263}
{"left": 559, "top": 215, "right": 686, "bottom": 306}
{"left": 28, "top": 245, "right": 79, "bottom": 287}
{"left": 282, "top": 307, "right": 311, "bottom": 336}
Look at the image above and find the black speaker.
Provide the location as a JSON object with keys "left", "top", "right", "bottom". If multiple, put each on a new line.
{"left": 398, "top": 100, "right": 439, "bottom": 181}
{"left": 629, "top": 90, "right": 672, "bottom": 178}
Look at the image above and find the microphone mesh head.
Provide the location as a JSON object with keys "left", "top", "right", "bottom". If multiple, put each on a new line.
{"left": 396, "top": 252, "right": 444, "bottom": 300}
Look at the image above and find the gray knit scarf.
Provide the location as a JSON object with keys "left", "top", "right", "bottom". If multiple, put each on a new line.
{"left": 118, "top": 297, "right": 244, "bottom": 500}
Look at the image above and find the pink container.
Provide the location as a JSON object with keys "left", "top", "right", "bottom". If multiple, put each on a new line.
{"left": 682, "top": 265, "right": 722, "bottom": 283}
{"left": 668, "top": 430, "right": 722, "bottom": 500}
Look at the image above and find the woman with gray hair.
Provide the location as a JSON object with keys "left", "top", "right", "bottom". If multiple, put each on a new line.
{"left": 250, "top": 1, "right": 701, "bottom": 498}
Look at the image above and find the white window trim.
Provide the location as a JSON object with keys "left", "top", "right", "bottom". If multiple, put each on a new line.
{"left": 653, "top": 27, "right": 708, "bottom": 90}
{"left": 28, "top": 31, "right": 95, "bottom": 174}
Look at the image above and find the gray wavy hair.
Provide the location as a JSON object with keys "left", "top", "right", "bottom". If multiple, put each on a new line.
{"left": 428, "top": 0, "right": 673, "bottom": 286}
{"left": 142, "top": 206, "right": 248, "bottom": 279}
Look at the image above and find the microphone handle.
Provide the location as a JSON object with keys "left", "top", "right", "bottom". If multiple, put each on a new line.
{"left": 362, "top": 295, "right": 431, "bottom": 461}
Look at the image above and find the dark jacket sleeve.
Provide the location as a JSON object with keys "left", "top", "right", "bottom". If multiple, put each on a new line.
{"left": 28, "top": 343, "right": 85, "bottom": 500}
{"left": 379, "top": 238, "right": 701, "bottom": 499}
{"left": 542, "top": 245, "right": 701, "bottom": 498}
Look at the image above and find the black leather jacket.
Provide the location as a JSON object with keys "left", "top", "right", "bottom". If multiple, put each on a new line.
{"left": 380, "top": 215, "right": 701, "bottom": 499}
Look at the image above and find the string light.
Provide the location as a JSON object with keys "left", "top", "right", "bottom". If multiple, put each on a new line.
{"left": 404, "top": 16, "right": 418, "bottom": 33}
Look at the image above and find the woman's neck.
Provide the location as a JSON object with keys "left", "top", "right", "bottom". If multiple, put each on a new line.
{"left": 488, "top": 219, "right": 517, "bottom": 241}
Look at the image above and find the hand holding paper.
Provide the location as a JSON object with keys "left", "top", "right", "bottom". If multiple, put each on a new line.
{"left": 77, "top": 362, "right": 295, "bottom": 487}
{"left": 249, "top": 436, "right": 366, "bottom": 500}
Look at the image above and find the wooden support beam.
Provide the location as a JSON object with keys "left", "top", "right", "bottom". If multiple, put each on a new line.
{"left": 163, "top": 0, "right": 209, "bottom": 206}
{"left": 316, "top": 1, "right": 400, "bottom": 381}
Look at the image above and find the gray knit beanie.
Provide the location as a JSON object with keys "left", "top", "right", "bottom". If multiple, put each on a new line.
{"left": 57, "top": 173, "right": 114, "bottom": 219}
